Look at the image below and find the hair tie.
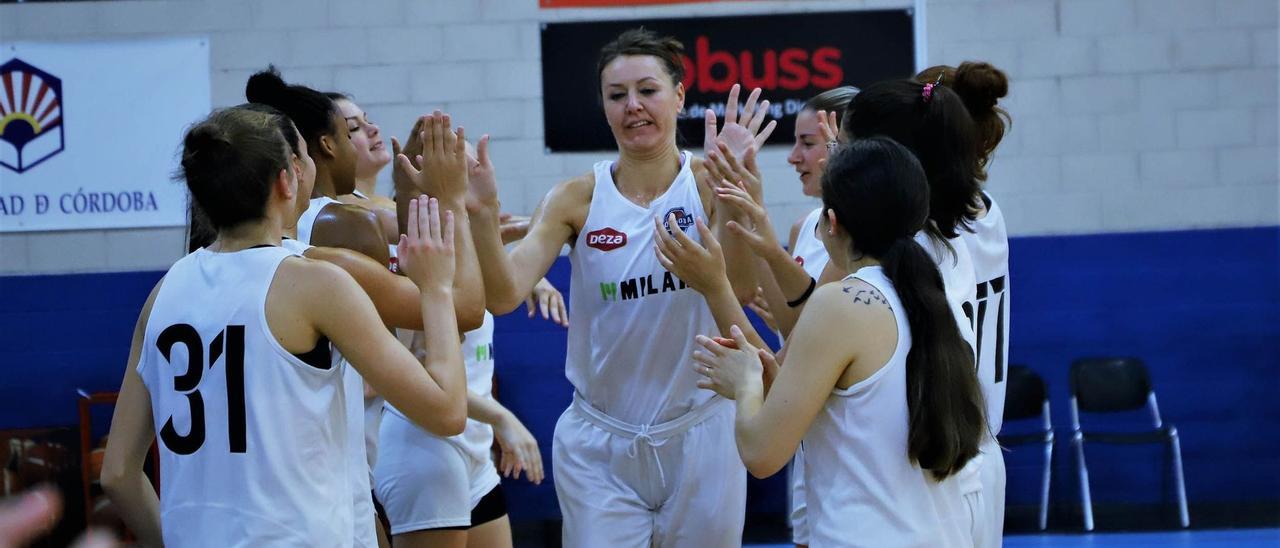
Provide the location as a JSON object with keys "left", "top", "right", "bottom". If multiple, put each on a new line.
{"left": 922, "top": 73, "right": 944, "bottom": 103}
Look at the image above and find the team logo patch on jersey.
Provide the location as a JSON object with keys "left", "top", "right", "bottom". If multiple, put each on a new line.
{"left": 663, "top": 207, "right": 695, "bottom": 234}
{"left": 586, "top": 227, "right": 627, "bottom": 251}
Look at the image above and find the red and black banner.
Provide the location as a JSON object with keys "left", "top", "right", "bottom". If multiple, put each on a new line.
{"left": 540, "top": 10, "right": 915, "bottom": 152}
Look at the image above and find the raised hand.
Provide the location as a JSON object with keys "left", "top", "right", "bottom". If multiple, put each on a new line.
{"left": 465, "top": 134, "right": 500, "bottom": 214}
{"left": 817, "top": 109, "right": 841, "bottom": 152}
{"left": 493, "top": 412, "right": 544, "bottom": 485}
{"left": 396, "top": 196, "right": 456, "bottom": 292}
{"left": 526, "top": 277, "right": 568, "bottom": 327}
{"left": 390, "top": 116, "right": 427, "bottom": 192}
{"left": 395, "top": 111, "right": 468, "bottom": 203}
{"left": 704, "top": 84, "right": 778, "bottom": 161}
{"left": 714, "top": 179, "right": 784, "bottom": 258}
{"left": 692, "top": 325, "right": 765, "bottom": 400}
{"left": 705, "top": 139, "right": 764, "bottom": 203}
{"left": 653, "top": 214, "right": 728, "bottom": 296}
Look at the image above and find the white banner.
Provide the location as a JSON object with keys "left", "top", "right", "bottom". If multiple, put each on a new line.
{"left": 0, "top": 37, "right": 209, "bottom": 232}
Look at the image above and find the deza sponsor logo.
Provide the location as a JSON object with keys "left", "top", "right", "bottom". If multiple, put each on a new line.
{"left": 586, "top": 226, "right": 627, "bottom": 252}
{"left": 679, "top": 36, "right": 843, "bottom": 94}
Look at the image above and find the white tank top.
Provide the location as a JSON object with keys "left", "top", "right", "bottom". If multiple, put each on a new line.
{"left": 386, "top": 312, "right": 497, "bottom": 464}
{"left": 913, "top": 231, "right": 978, "bottom": 356}
{"left": 139, "top": 246, "right": 354, "bottom": 546}
{"left": 283, "top": 238, "right": 378, "bottom": 548}
{"left": 566, "top": 151, "right": 718, "bottom": 424}
{"left": 297, "top": 196, "right": 340, "bottom": 245}
{"left": 792, "top": 207, "right": 830, "bottom": 280}
{"left": 802, "top": 266, "right": 972, "bottom": 547}
{"left": 961, "top": 192, "right": 1010, "bottom": 435}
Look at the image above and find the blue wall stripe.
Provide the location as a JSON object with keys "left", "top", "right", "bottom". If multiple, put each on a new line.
{"left": 0, "top": 226, "right": 1275, "bottom": 513}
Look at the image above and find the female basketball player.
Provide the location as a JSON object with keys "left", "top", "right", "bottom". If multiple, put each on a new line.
{"left": 738, "top": 87, "right": 859, "bottom": 342}
{"left": 246, "top": 70, "right": 483, "bottom": 321}
{"left": 677, "top": 137, "right": 987, "bottom": 547}
{"left": 100, "top": 106, "right": 468, "bottom": 546}
{"left": 327, "top": 93, "right": 399, "bottom": 242}
{"left": 460, "top": 28, "right": 767, "bottom": 546}
{"left": 374, "top": 112, "right": 557, "bottom": 548}
{"left": 916, "top": 61, "right": 1014, "bottom": 548}
{"left": 247, "top": 71, "right": 488, "bottom": 548}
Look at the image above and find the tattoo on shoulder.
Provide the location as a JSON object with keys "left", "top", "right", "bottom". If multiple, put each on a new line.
{"left": 842, "top": 285, "right": 891, "bottom": 310}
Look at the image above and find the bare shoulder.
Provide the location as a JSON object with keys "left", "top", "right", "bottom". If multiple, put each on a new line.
{"left": 835, "top": 277, "right": 894, "bottom": 313}
{"left": 318, "top": 201, "right": 381, "bottom": 229}
{"left": 553, "top": 172, "right": 595, "bottom": 203}
{"left": 275, "top": 255, "right": 356, "bottom": 296}
{"left": 690, "top": 155, "right": 709, "bottom": 180}
{"left": 798, "top": 278, "right": 896, "bottom": 335}
{"left": 540, "top": 172, "right": 594, "bottom": 230}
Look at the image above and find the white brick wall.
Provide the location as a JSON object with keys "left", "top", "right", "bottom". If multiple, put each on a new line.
{"left": 0, "top": 0, "right": 1275, "bottom": 275}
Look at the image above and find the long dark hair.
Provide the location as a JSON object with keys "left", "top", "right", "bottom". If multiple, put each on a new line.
{"left": 843, "top": 79, "right": 981, "bottom": 241}
{"left": 821, "top": 137, "right": 985, "bottom": 480}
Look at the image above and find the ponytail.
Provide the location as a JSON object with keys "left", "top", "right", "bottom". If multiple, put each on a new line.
{"left": 822, "top": 137, "right": 986, "bottom": 478}
{"left": 882, "top": 235, "right": 986, "bottom": 480}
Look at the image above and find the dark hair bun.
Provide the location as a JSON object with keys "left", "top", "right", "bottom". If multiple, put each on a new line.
{"left": 952, "top": 62, "right": 1008, "bottom": 114}
{"left": 245, "top": 66, "right": 288, "bottom": 106}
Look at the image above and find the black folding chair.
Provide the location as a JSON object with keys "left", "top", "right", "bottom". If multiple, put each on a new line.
{"left": 997, "top": 365, "right": 1053, "bottom": 530}
{"left": 1069, "top": 358, "right": 1189, "bottom": 531}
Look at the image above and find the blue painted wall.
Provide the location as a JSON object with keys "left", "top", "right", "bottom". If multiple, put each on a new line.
{"left": 2, "top": 226, "right": 1277, "bottom": 517}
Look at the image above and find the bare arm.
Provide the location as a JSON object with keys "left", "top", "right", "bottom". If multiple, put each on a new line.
{"left": 392, "top": 113, "right": 487, "bottom": 331}
{"left": 337, "top": 193, "right": 399, "bottom": 245}
{"left": 752, "top": 217, "right": 806, "bottom": 338}
{"left": 297, "top": 261, "right": 465, "bottom": 436}
{"left": 310, "top": 204, "right": 391, "bottom": 267}
{"left": 654, "top": 215, "right": 768, "bottom": 351}
{"left": 470, "top": 174, "right": 584, "bottom": 314}
{"left": 706, "top": 177, "right": 759, "bottom": 306}
{"left": 466, "top": 392, "right": 545, "bottom": 484}
{"left": 714, "top": 182, "right": 823, "bottom": 331}
{"left": 101, "top": 281, "right": 164, "bottom": 547}
{"left": 695, "top": 285, "right": 861, "bottom": 478}
{"left": 306, "top": 198, "right": 468, "bottom": 436}
{"left": 302, "top": 246, "right": 482, "bottom": 332}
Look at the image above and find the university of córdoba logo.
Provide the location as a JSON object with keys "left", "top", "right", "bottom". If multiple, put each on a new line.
{"left": 0, "top": 58, "right": 65, "bottom": 174}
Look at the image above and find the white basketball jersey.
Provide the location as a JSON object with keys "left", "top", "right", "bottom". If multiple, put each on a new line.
{"left": 914, "top": 231, "right": 978, "bottom": 356}
{"left": 961, "top": 192, "right": 1010, "bottom": 435}
{"left": 802, "top": 266, "right": 972, "bottom": 547}
{"left": 791, "top": 207, "right": 830, "bottom": 280}
{"left": 386, "top": 312, "right": 496, "bottom": 466}
{"left": 297, "top": 196, "right": 340, "bottom": 246}
{"left": 138, "top": 246, "right": 354, "bottom": 547}
{"left": 459, "top": 312, "right": 497, "bottom": 462}
{"left": 284, "top": 237, "right": 379, "bottom": 548}
{"left": 567, "top": 151, "right": 719, "bottom": 425}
